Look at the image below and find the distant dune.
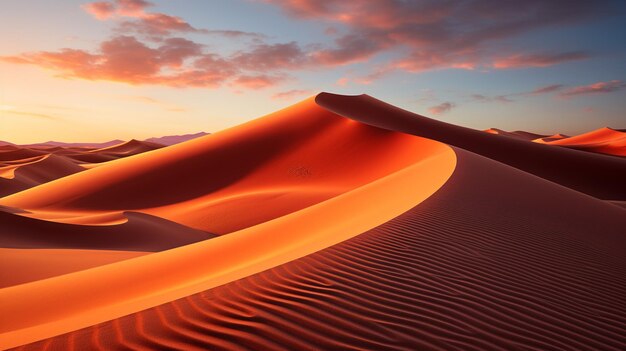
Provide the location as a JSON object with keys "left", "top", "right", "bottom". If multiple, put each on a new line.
{"left": 1, "top": 93, "right": 624, "bottom": 350}
{"left": 0, "top": 140, "right": 163, "bottom": 197}
{"left": 145, "top": 132, "right": 209, "bottom": 146}
{"left": 486, "top": 126, "right": 625, "bottom": 157}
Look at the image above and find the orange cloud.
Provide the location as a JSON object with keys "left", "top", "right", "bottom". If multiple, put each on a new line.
{"left": 1, "top": 36, "right": 229, "bottom": 87}
{"left": 492, "top": 52, "right": 589, "bottom": 69}
{"left": 82, "top": 2, "right": 116, "bottom": 20}
{"left": 231, "top": 75, "right": 285, "bottom": 89}
{"left": 428, "top": 102, "right": 455, "bottom": 115}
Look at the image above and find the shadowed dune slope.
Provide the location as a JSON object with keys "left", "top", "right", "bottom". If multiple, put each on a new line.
{"left": 0, "top": 142, "right": 164, "bottom": 197}
{"left": 88, "top": 139, "right": 163, "bottom": 155}
{"left": 0, "top": 155, "right": 85, "bottom": 197}
{"left": 14, "top": 147, "right": 625, "bottom": 351}
{"left": 0, "top": 211, "right": 214, "bottom": 251}
{"left": 0, "top": 208, "right": 215, "bottom": 288}
{"left": 317, "top": 93, "right": 626, "bottom": 200}
{"left": 484, "top": 128, "right": 547, "bottom": 140}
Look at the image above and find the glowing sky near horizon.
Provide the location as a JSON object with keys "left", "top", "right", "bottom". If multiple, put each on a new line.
{"left": 1, "top": 0, "right": 625, "bottom": 143}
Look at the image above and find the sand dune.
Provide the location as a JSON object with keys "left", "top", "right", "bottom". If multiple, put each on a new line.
{"left": 0, "top": 210, "right": 214, "bottom": 251}
{"left": 145, "top": 132, "right": 209, "bottom": 146}
{"left": 1, "top": 92, "right": 625, "bottom": 350}
{"left": 0, "top": 95, "right": 456, "bottom": 348}
{"left": 1, "top": 98, "right": 454, "bottom": 233}
{"left": 496, "top": 126, "right": 625, "bottom": 157}
{"left": 541, "top": 127, "right": 626, "bottom": 157}
{"left": 484, "top": 128, "right": 548, "bottom": 140}
{"left": 10, "top": 139, "right": 625, "bottom": 351}
{"left": 0, "top": 141, "right": 164, "bottom": 197}
{"left": 88, "top": 139, "right": 162, "bottom": 155}
{"left": 318, "top": 93, "right": 626, "bottom": 199}
{"left": 533, "top": 133, "right": 569, "bottom": 143}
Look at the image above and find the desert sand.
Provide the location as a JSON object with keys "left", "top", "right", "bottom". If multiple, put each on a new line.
{"left": 0, "top": 93, "right": 624, "bottom": 350}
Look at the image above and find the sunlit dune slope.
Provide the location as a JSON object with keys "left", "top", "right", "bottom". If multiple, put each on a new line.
{"left": 0, "top": 248, "right": 147, "bottom": 288}
{"left": 318, "top": 93, "right": 626, "bottom": 200}
{"left": 542, "top": 127, "right": 626, "bottom": 156}
{"left": 1, "top": 97, "right": 452, "bottom": 234}
{"left": 0, "top": 95, "right": 456, "bottom": 349}
{"left": 0, "top": 210, "right": 214, "bottom": 251}
{"left": 0, "top": 209, "right": 214, "bottom": 289}
{"left": 14, "top": 142, "right": 625, "bottom": 351}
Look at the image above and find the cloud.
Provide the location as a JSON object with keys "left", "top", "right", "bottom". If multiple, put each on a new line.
{"left": 82, "top": 1, "right": 117, "bottom": 20}
{"left": 265, "top": 0, "right": 609, "bottom": 77}
{"left": 5, "top": 110, "right": 63, "bottom": 121}
{"left": 4, "top": 0, "right": 612, "bottom": 91}
{"left": 428, "top": 102, "right": 455, "bottom": 115}
{"left": 335, "top": 77, "right": 349, "bottom": 86}
{"left": 492, "top": 51, "right": 590, "bottom": 69}
{"left": 2, "top": 33, "right": 307, "bottom": 90}
{"left": 82, "top": 0, "right": 222, "bottom": 38}
{"left": 560, "top": 80, "right": 626, "bottom": 97}
{"left": 232, "top": 42, "right": 308, "bottom": 71}
{"left": 272, "top": 89, "right": 312, "bottom": 100}
{"left": 231, "top": 74, "right": 286, "bottom": 89}
{"left": 471, "top": 94, "right": 513, "bottom": 103}
{"left": 1, "top": 36, "right": 232, "bottom": 87}
{"left": 528, "top": 84, "right": 565, "bottom": 95}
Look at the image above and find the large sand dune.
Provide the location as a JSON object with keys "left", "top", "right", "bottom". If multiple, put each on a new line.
{"left": 1, "top": 93, "right": 624, "bottom": 350}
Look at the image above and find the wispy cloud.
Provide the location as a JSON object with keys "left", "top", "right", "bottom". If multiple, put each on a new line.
{"left": 272, "top": 89, "right": 312, "bottom": 100}
{"left": 4, "top": 110, "right": 64, "bottom": 120}
{"left": 491, "top": 52, "right": 589, "bottom": 69}
{"left": 266, "top": 0, "right": 608, "bottom": 79}
{"left": 471, "top": 94, "right": 513, "bottom": 103}
{"left": 527, "top": 84, "right": 565, "bottom": 95}
{"left": 560, "top": 80, "right": 626, "bottom": 97}
{"left": 428, "top": 102, "right": 455, "bottom": 115}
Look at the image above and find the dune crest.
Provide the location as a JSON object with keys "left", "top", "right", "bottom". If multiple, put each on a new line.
{"left": 0, "top": 95, "right": 456, "bottom": 349}
{"left": 317, "top": 93, "right": 626, "bottom": 199}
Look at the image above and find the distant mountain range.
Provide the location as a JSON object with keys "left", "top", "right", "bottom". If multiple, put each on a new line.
{"left": 144, "top": 132, "right": 209, "bottom": 146}
{"left": 2, "top": 132, "right": 209, "bottom": 148}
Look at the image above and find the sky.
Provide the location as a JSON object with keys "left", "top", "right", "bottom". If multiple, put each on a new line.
{"left": 1, "top": 0, "right": 625, "bottom": 143}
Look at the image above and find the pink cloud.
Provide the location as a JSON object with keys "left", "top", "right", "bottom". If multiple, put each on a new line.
{"left": 529, "top": 84, "right": 565, "bottom": 95}
{"left": 83, "top": 0, "right": 203, "bottom": 37}
{"left": 1, "top": 36, "right": 232, "bottom": 88}
{"left": 560, "top": 80, "right": 626, "bottom": 97}
{"left": 82, "top": 2, "right": 116, "bottom": 20}
{"left": 265, "top": 0, "right": 607, "bottom": 78}
{"left": 231, "top": 74, "right": 285, "bottom": 89}
{"left": 492, "top": 52, "right": 589, "bottom": 69}
{"left": 428, "top": 102, "right": 455, "bottom": 115}
{"left": 335, "top": 77, "right": 349, "bottom": 86}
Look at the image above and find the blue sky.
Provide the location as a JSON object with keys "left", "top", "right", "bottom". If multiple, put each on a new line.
{"left": 1, "top": 0, "right": 625, "bottom": 143}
